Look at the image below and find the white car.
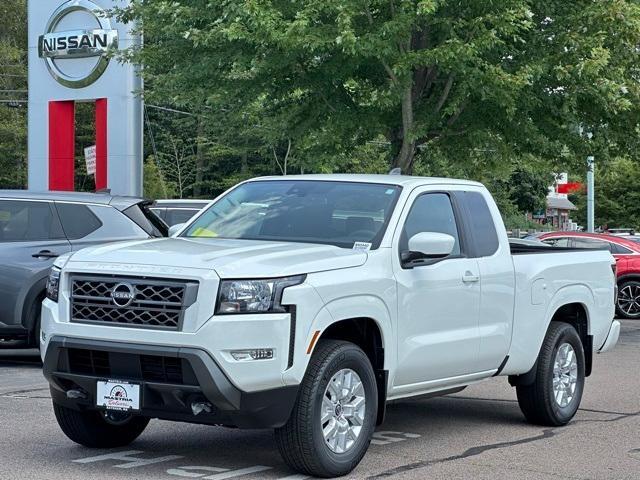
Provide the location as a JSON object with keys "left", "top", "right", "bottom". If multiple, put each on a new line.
{"left": 41, "top": 175, "right": 620, "bottom": 477}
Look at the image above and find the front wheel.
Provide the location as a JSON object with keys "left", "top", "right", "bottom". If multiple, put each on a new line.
{"left": 516, "top": 322, "right": 585, "bottom": 426}
{"left": 275, "top": 340, "right": 377, "bottom": 478}
{"left": 53, "top": 401, "right": 149, "bottom": 448}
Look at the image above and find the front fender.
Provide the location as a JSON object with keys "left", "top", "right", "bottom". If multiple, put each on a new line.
{"left": 503, "top": 284, "right": 594, "bottom": 375}
{"left": 282, "top": 294, "right": 394, "bottom": 387}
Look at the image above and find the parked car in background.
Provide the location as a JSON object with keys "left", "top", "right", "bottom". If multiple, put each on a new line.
{"left": 606, "top": 228, "right": 636, "bottom": 236}
{"left": 151, "top": 199, "right": 210, "bottom": 227}
{"left": 508, "top": 237, "right": 552, "bottom": 248}
{"left": 537, "top": 231, "right": 640, "bottom": 319}
{"left": 0, "top": 191, "right": 167, "bottom": 349}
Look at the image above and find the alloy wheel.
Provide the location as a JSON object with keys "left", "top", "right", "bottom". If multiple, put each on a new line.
{"left": 321, "top": 368, "right": 366, "bottom": 454}
{"left": 552, "top": 343, "right": 578, "bottom": 408}
{"left": 617, "top": 283, "right": 640, "bottom": 318}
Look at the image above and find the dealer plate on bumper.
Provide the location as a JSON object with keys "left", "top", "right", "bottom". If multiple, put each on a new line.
{"left": 97, "top": 380, "right": 140, "bottom": 411}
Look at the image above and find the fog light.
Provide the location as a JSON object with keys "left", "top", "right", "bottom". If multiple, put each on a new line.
{"left": 230, "top": 349, "right": 274, "bottom": 361}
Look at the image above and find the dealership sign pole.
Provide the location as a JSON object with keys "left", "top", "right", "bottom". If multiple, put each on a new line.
{"left": 587, "top": 156, "right": 595, "bottom": 233}
{"left": 27, "top": 0, "right": 143, "bottom": 196}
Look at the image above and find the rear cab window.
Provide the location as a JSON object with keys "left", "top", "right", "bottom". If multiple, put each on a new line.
{"left": 458, "top": 191, "right": 499, "bottom": 257}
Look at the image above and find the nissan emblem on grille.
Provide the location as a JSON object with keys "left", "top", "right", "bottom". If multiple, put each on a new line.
{"left": 111, "top": 283, "right": 136, "bottom": 307}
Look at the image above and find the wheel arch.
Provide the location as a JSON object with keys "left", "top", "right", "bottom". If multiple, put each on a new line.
{"left": 616, "top": 273, "right": 640, "bottom": 284}
{"left": 510, "top": 299, "right": 593, "bottom": 387}
{"left": 301, "top": 295, "right": 392, "bottom": 426}
{"left": 316, "top": 316, "right": 388, "bottom": 426}
{"left": 20, "top": 275, "right": 48, "bottom": 340}
{"left": 549, "top": 302, "right": 592, "bottom": 377}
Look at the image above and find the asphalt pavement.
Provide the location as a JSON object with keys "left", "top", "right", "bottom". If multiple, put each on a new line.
{"left": 0, "top": 321, "right": 638, "bottom": 480}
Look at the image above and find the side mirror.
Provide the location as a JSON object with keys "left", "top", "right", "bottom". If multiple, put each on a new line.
{"left": 403, "top": 232, "right": 455, "bottom": 264}
{"left": 168, "top": 223, "right": 185, "bottom": 237}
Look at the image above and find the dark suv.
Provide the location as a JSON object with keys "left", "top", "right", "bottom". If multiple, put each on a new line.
{"left": 0, "top": 191, "right": 167, "bottom": 348}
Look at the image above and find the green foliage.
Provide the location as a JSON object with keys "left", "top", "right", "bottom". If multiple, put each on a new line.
{"left": 116, "top": 0, "right": 640, "bottom": 185}
{"left": 143, "top": 156, "right": 175, "bottom": 199}
{"left": 507, "top": 167, "right": 553, "bottom": 214}
{"left": 572, "top": 158, "right": 640, "bottom": 229}
{"left": 0, "top": 0, "right": 27, "bottom": 189}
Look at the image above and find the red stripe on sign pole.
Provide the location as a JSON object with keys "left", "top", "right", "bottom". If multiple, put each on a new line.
{"left": 48, "top": 100, "right": 75, "bottom": 191}
{"left": 95, "top": 98, "right": 108, "bottom": 191}
{"left": 557, "top": 182, "right": 584, "bottom": 194}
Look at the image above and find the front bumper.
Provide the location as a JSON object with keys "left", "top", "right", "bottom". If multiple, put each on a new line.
{"left": 43, "top": 336, "right": 299, "bottom": 429}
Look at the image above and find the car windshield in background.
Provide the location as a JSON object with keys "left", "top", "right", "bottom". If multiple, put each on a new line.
{"left": 183, "top": 180, "right": 402, "bottom": 249}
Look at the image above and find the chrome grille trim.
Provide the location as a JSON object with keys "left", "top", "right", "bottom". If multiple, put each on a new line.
{"left": 69, "top": 275, "right": 199, "bottom": 331}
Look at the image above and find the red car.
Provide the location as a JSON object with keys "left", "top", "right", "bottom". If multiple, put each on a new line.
{"left": 537, "top": 232, "right": 640, "bottom": 319}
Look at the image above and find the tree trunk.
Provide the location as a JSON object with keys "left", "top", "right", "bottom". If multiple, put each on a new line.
{"left": 392, "top": 85, "right": 416, "bottom": 174}
{"left": 193, "top": 119, "right": 204, "bottom": 197}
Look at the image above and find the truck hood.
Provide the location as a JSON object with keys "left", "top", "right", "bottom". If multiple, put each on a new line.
{"left": 67, "top": 237, "right": 367, "bottom": 278}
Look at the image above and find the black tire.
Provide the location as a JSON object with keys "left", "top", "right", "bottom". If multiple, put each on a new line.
{"left": 32, "top": 312, "right": 41, "bottom": 350}
{"left": 516, "top": 322, "right": 585, "bottom": 426}
{"left": 53, "top": 401, "right": 149, "bottom": 448}
{"left": 275, "top": 340, "right": 378, "bottom": 478}
{"left": 26, "top": 294, "right": 44, "bottom": 350}
{"left": 616, "top": 280, "right": 640, "bottom": 319}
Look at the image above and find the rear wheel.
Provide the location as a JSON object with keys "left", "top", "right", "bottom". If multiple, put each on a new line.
{"left": 516, "top": 322, "right": 585, "bottom": 426}
{"left": 616, "top": 280, "right": 640, "bottom": 319}
{"left": 53, "top": 401, "right": 149, "bottom": 448}
{"left": 275, "top": 340, "right": 377, "bottom": 478}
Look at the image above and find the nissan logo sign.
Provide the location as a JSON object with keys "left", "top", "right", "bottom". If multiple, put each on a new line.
{"left": 38, "top": 0, "right": 119, "bottom": 88}
{"left": 111, "top": 283, "right": 136, "bottom": 307}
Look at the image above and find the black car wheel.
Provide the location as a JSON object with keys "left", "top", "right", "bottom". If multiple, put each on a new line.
{"left": 616, "top": 280, "right": 640, "bottom": 319}
{"left": 275, "top": 340, "right": 377, "bottom": 478}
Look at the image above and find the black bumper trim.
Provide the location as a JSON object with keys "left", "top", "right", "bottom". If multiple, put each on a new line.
{"left": 43, "top": 336, "right": 299, "bottom": 429}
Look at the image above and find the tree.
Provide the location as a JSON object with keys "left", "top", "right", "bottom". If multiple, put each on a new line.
{"left": 572, "top": 157, "right": 640, "bottom": 229}
{"left": 116, "top": 0, "right": 640, "bottom": 176}
{"left": 508, "top": 167, "right": 552, "bottom": 214}
{"left": 0, "top": 0, "right": 27, "bottom": 189}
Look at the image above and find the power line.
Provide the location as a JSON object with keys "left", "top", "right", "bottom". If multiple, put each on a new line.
{"left": 146, "top": 104, "right": 199, "bottom": 117}
{"left": 144, "top": 104, "right": 159, "bottom": 161}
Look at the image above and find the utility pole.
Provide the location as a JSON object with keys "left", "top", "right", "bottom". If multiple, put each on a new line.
{"left": 587, "top": 156, "right": 595, "bottom": 233}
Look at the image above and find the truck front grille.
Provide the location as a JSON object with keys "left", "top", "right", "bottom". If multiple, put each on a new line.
{"left": 70, "top": 275, "right": 198, "bottom": 330}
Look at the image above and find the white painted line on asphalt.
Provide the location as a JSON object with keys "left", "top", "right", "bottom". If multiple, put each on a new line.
{"left": 73, "top": 450, "right": 184, "bottom": 468}
{"left": 199, "top": 466, "right": 272, "bottom": 479}
{"left": 167, "top": 466, "right": 230, "bottom": 478}
{"left": 371, "top": 431, "right": 421, "bottom": 445}
{"left": 69, "top": 431, "right": 421, "bottom": 478}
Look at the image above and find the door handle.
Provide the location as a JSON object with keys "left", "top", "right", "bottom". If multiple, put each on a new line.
{"left": 32, "top": 250, "right": 58, "bottom": 259}
{"left": 462, "top": 271, "right": 479, "bottom": 283}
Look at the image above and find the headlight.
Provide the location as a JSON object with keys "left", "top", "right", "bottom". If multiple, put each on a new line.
{"left": 46, "top": 266, "right": 61, "bottom": 302}
{"left": 216, "top": 275, "right": 305, "bottom": 314}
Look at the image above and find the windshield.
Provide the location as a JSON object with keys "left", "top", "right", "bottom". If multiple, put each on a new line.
{"left": 182, "top": 180, "right": 402, "bottom": 249}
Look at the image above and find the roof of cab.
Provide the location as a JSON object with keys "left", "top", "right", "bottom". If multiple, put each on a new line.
{"left": 0, "top": 190, "right": 145, "bottom": 211}
{"left": 250, "top": 173, "right": 483, "bottom": 188}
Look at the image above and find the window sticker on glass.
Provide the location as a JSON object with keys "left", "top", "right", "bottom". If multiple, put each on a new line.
{"left": 0, "top": 211, "right": 10, "bottom": 221}
{"left": 191, "top": 227, "right": 218, "bottom": 237}
{"left": 385, "top": 189, "right": 395, "bottom": 195}
{"left": 353, "top": 242, "right": 372, "bottom": 251}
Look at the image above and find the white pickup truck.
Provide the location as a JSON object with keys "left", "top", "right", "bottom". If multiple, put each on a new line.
{"left": 41, "top": 175, "right": 620, "bottom": 478}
